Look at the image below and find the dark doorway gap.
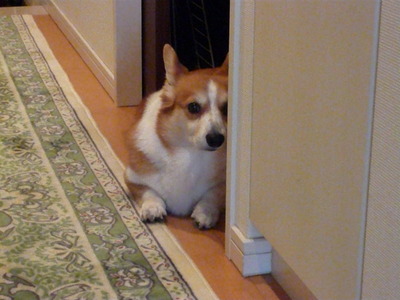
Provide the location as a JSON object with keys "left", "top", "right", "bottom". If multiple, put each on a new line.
{"left": 142, "top": 0, "right": 230, "bottom": 96}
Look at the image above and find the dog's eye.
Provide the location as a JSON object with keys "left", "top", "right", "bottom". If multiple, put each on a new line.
{"left": 221, "top": 102, "right": 228, "bottom": 116}
{"left": 187, "top": 102, "right": 201, "bottom": 114}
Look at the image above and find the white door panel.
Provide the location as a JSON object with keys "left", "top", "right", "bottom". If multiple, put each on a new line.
{"left": 249, "top": 1, "right": 380, "bottom": 299}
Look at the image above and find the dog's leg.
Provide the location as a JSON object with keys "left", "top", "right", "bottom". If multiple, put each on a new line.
{"left": 125, "top": 173, "right": 166, "bottom": 222}
{"left": 191, "top": 182, "right": 225, "bottom": 229}
{"left": 140, "top": 189, "right": 167, "bottom": 222}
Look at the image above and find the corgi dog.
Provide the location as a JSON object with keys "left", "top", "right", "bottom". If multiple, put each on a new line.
{"left": 125, "top": 44, "right": 228, "bottom": 229}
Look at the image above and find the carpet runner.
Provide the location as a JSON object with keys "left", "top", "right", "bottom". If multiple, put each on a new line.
{"left": 0, "top": 15, "right": 217, "bottom": 300}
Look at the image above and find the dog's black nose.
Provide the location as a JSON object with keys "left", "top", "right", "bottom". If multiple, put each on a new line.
{"left": 206, "top": 132, "right": 225, "bottom": 148}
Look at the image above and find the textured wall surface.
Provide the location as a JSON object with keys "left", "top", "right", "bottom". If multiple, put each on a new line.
{"left": 51, "top": 0, "right": 115, "bottom": 74}
{"left": 362, "top": 1, "right": 400, "bottom": 299}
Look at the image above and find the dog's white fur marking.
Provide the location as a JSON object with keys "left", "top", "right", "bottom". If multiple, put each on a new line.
{"left": 135, "top": 91, "right": 169, "bottom": 167}
{"left": 191, "top": 181, "right": 225, "bottom": 228}
{"left": 207, "top": 80, "right": 226, "bottom": 135}
{"left": 188, "top": 80, "right": 226, "bottom": 150}
{"left": 140, "top": 190, "right": 166, "bottom": 221}
{"left": 208, "top": 80, "right": 218, "bottom": 104}
{"left": 127, "top": 148, "right": 223, "bottom": 217}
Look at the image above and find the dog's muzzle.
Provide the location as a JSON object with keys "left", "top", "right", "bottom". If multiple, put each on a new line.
{"left": 206, "top": 132, "right": 225, "bottom": 149}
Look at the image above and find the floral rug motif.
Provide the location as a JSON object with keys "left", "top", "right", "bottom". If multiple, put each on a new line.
{"left": 0, "top": 15, "right": 215, "bottom": 300}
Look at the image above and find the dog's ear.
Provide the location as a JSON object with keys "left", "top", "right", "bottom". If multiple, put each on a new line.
{"left": 162, "top": 44, "right": 188, "bottom": 109}
{"left": 163, "top": 44, "right": 188, "bottom": 85}
{"left": 216, "top": 53, "right": 229, "bottom": 75}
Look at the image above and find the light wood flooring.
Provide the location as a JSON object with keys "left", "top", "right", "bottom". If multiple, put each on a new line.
{"left": 1, "top": 7, "right": 290, "bottom": 299}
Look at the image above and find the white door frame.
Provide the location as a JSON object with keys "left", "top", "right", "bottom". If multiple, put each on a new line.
{"left": 225, "top": 0, "right": 272, "bottom": 277}
{"left": 114, "top": 0, "right": 142, "bottom": 106}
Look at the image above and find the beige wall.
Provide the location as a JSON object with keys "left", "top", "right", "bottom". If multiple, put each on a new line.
{"left": 31, "top": 0, "right": 142, "bottom": 106}
{"left": 24, "top": 0, "right": 46, "bottom": 5}
{"left": 50, "top": 0, "right": 115, "bottom": 74}
{"left": 362, "top": 1, "right": 400, "bottom": 299}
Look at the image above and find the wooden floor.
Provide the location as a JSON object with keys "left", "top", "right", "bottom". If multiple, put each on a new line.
{"left": 1, "top": 7, "right": 289, "bottom": 299}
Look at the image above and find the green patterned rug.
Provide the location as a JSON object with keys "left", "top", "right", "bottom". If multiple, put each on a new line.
{"left": 0, "top": 15, "right": 217, "bottom": 300}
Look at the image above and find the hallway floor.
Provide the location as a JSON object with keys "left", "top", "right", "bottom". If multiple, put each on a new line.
{"left": 0, "top": 6, "right": 289, "bottom": 299}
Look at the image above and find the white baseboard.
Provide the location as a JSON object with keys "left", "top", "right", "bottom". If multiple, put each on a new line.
{"left": 229, "top": 225, "right": 272, "bottom": 276}
{"left": 44, "top": 1, "right": 116, "bottom": 100}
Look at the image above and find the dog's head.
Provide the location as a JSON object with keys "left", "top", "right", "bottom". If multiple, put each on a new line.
{"left": 160, "top": 44, "right": 228, "bottom": 151}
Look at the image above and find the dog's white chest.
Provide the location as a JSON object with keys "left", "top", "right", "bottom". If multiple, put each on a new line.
{"left": 148, "top": 149, "right": 215, "bottom": 215}
{"left": 127, "top": 92, "right": 224, "bottom": 216}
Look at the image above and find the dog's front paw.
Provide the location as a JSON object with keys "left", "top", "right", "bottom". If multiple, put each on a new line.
{"left": 140, "top": 200, "right": 167, "bottom": 223}
{"left": 191, "top": 207, "right": 219, "bottom": 230}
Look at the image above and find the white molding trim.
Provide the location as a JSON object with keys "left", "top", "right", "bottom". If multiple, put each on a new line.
{"left": 226, "top": 0, "right": 272, "bottom": 277}
{"left": 114, "top": 0, "right": 142, "bottom": 106}
{"left": 225, "top": 0, "right": 242, "bottom": 260}
{"left": 230, "top": 226, "right": 271, "bottom": 277}
{"left": 44, "top": 1, "right": 116, "bottom": 101}
{"left": 231, "top": 226, "right": 272, "bottom": 255}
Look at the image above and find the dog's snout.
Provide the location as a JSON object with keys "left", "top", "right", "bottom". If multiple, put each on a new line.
{"left": 206, "top": 132, "right": 225, "bottom": 149}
